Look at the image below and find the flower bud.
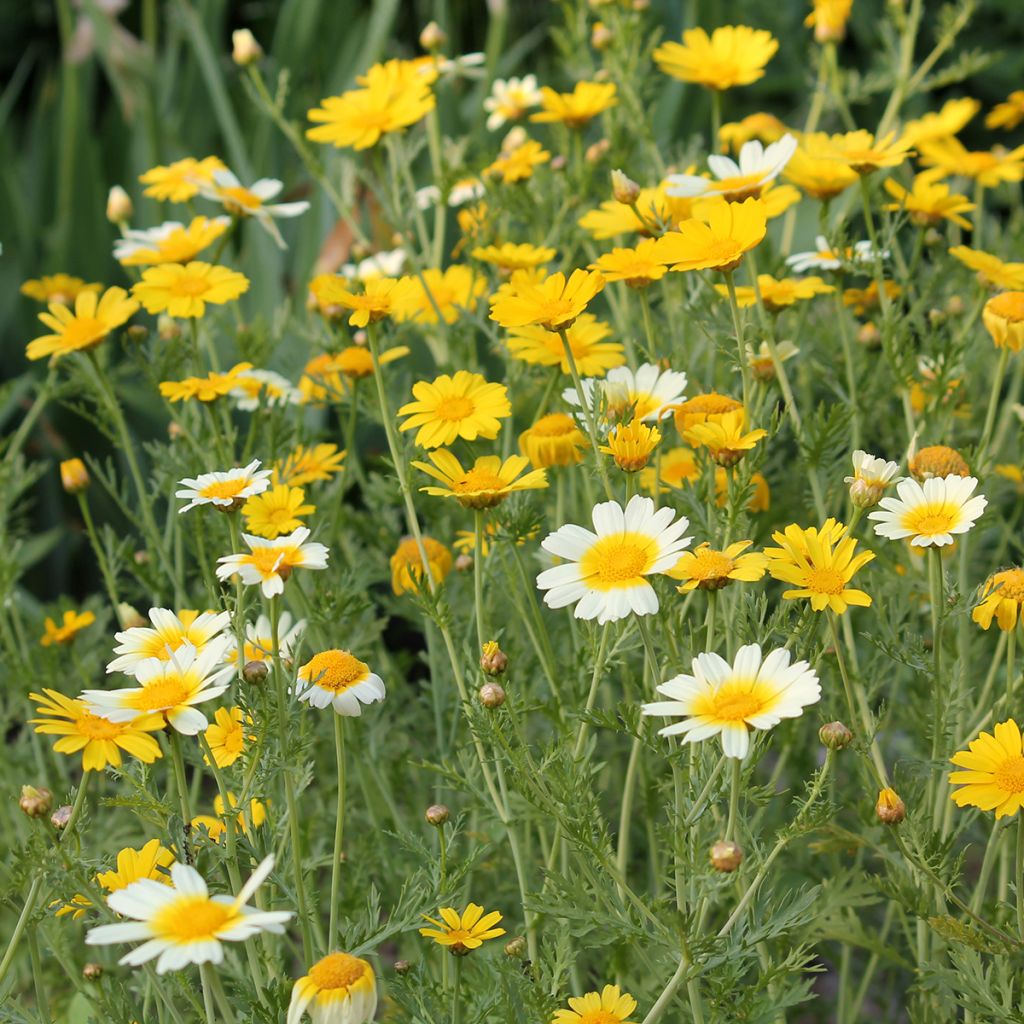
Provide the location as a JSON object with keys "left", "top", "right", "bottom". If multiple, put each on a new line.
{"left": 133, "top": 550, "right": 150, "bottom": 565}
{"left": 60, "top": 458, "right": 89, "bottom": 494}
{"left": 82, "top": 962, "right": 103, "bottom": 980}
{"left": 849, "top": 478, "right": 884, "bottom": 510}
{"left": 928, "top": 308, "right": 946, "bottom": 327}
{"left": 710, "top": 839, "right": 743, "bottom": 872}
{"left": 231, "top": 28, "right": 263, "bottom": 66}
{"left": 455, "top": 553, "right": 474, "bottom": 572}
{"left": 591, "top": 21, "right": 613, "bottom": 49}
{"left": 419, "top": 21, "right": 447, "bottom": 51}
{"left": 923, "top": 227, "right": 943, "bottom": 247}
{"left": 504, "top": 935, "right": 528, "bottom": 958}
{"left": 167, "top": 421, "right": 185, "bottom": 441}
{"left": 550, "top": 154, "right": 568, "bottom": 172}
{"left": 946, "top": 295, "right": 965, "bottom": 316}
{"left": 50, "top": 804, "right": 73, "bottom": 831}
{"left": 394, "top": 959, "right": 411, "bottom": 975}
{"left": 425, "top": 804, "right": 450, "bottom": 826}
{"left": 20, "top": 786, "right": 53, "bottom": 819}
{"left": 158, "top": 315, "right": 181, "bottom": 342}
{"left": 106, "top": 185, "right": 133, "bottom": 224}
{"left": 819, "top": 721, "right": 853, "bottom": 750}
{"left": 856, "top": 322, "right": 881, "bottom": 347}
{"left": 243, "top": 660, "right": 269, "bottom": 686}
{"left": 611, "top": 169, "right": 641, "bottom": 205}
{"left": 117, "top": 603, "right": 146, "bottom": 629}
{"left": 480, "top": 641, "right": 508, "bottom": 676}
{"left": 586, "top": 139, "right": 610, "bottom": 164}
{"left": 875, "top": 787, "right": 905, "bottom": 825}
{"left": 126, "top": 324, "right": 149, "bottom": 345}
{"left": 479, "top": 682, "right": 506, "bottom": 708}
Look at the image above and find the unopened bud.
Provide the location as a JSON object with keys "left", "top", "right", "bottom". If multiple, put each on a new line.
{"left": 946, "top": 295, "right": 965, "bottom": 316}
{"left": 819, "top": 721, "right": 853, "bottom": 750}
{"left": 419, "top": 21, "right": 447, "bottom": 51}
{"left": 550, "top": 154, "right": 568, "bottom": 172}
{"left": 504, "top": 935, "right": 528, "bottom": 958}
{"left": 167, "top": 421, "right": 185, "bottom": 441}
{"left": 158, "top": 315, "right": 181, "bottom": 342}
{"left": 857, "top": 322, "right": 881, "bottom": 347}
{"left": 923, "top": 227, "right": 943, "bottom": 247}
{"left": 591, "top": 21, "right": 613, "bottom": 49}
{"left": 480, "top": 641, "right": 508, "bottom": 676}
{"left": 875, "top": 787, "right": 905, "bottom": 825}
{"left": 611, "top": 169, "right": 641, "bottom": 205}
{"left": 50, "top": 804, "right": 73, "bottom": 831}
{"left": 394, "top": 959, "right": 411, "bottom": 975}
{"left": 82, "top": 962, "right": 103, "bottom": 980}
{"left": 126, "top": 324, "right": 149, "bottom": 344}
{"left": 106, "top": 185, "right": 133, "bottom": 224}
{"left": 231, "top": 28, "right": 263, "bottom": 66}
{"left": 455, "top": 553, "right": 473, "bottom": 572}
{"left": 849, "top": 478, "right": 884, "bottom": 509}
{"left": 20, "top": 786, "right": 53, "bottom": 819}
{"left": 60, "top": 458, "right": 89, "bottom": 494}
{"left": 425, "top": 804, "right": 450, "bottom": 826}
{"left": 928, "top": 308, "right": 945, "bottom": 327}
{"left": 117, "top": 603, "right": 146, "bottom": 630}
{"left": 710, "top": 839, "right": 743, "bottom": 872}
{"left": 479, "top": 682, "right": 506, "bottom": 708}
{"left": 133, "top": 550, "right": 150, "bottom": 565}
{"left": 586, "top": 139, "right": 610, "bottom": 164}
{"left": 243, "top": 660, "right": 269, "bottom": 686}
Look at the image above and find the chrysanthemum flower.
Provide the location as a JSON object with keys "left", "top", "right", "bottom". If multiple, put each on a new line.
{"left": 883, "top": 170, "right": 975, "bottom": 229}
{"left": 667, "top": 134, "right": 797, "bottom": 201}
{"left": 566, "top": 363, "right": 689, "bottom": 424}
{"left": 520, "top": 413, "right": 589, "bottom": 468}
{"left": 553, "top": 984, "right": 638, "bottom": 1024}
{"left": 578, "top": 183, "right": 693, "bottom": 239}
{"left": 160, "top": 362, "right": 254, "bottom": 403}
{"left": 973, "top": 568, "right": 1024, "bottom": 631}
{"left": 275, "top": 444, "right": 347, "bottom": 487}
{"left": 60, "top": 457, "right": 90, "bottom": 493}
{"left": 600, "top": 420, "right": 662, "bottom": 472}
{"left": 822, "top": 130, "right": 913, "bottom": 175}
{"left": 983, "top": 292, "right": 1024, "bottom": 350}
{"left": 29, "top": 690, "right": 164, "bottom": 771}
{"left": 654, "top": 198, "right": 767, "bottom": 273}
{"left": 390, "top": 536, "right": 453, "bottom": 595}
{"left": 484, "top": 75, "right": 543, "bottom": 130}
{"left": 764, "top": 519, "right": 874, "bottom": 613}
{"left": 242, "top": 484, "right": 315, "bottom": 539}
{"left": 869, "top": 475, "right": 987, "bottom": 548}
{"left": 591, "top": 239, "right": 668, "bottom": 288}
{"left": 413, "top": 450, "right": 548, "bottom": 509}
{"left": 805, "top": 0, "right": 853, "bottom": 42}
{"left": 489, "top": 268, "right": 604, "bottom": 332}
{"left": 228, "top": 612, "right": 305, "bottom": 667}
{"left": 306, "top": 59, "right": 436, "bottom": 150}
{"left": 288, "top": 951, "right": 378, "bottom": 1024}
{"left": 84, "top": 639, "right": 234, "bottom": 734}
{"left": 20, "top": 274, "right": 101, "bottom": 305}
{"left": 785, "top": 236, "right": 879, "bottom": 274}
{"left": 950, "top": 720, "right": 1024, "bottom": 818}
{"left": 40, "top": 609, "right": 96, "bottom": 646}
{"left": 176, "top": 459, "right": 271, "bottom": 514}
{"left": 485, "top": 138, "right": 551, "bottom": 183}
{"left": 901, "top": 98, "right": 979, "bottom": 148}
{"left": 86, "top": 855, "right": 290, "bottom": 973}
{"left": 639, "top": 446, "right": 700, "bottom": 493}
{"left": 782, "top": 133, "right": 860, "bottom": 199}
{"left": 472, "top": 242, "right": 556, "bottom": 271}
{"left": 216, "top": 527, "right": 330, "bottom": 598}
{"left": 844, "top": 450, "right": 901, "bottom": 508}
{"left": 27, "top": 287, "right": 139, "bottom": 361}
{"left": 398, "top": 371, "right": 511, "bottom": 448}
{"left": 133, "top": 262, "right": 249, "bottom": 318}
{"left": 949, "top": 246, "right": 1024, "bottom": 291}
{"left": 193, "top": 793, "right": 266, "bottom": 842}
{"left": 530, "top": 81, "right": 618, "bottom": 128}
{"left": 203, "top": 707, "right": 253, "bottom": 768}
{"left": 719, "top": 112, "right": 789, "bottom": 153}
{"left": 908, "top": 444, "right": 970, "bottom": 481}
{"left": 395, "top": 266, "right": 487, "bottom": 324}
{"left": 418, "top": 903, "right": 505, "bottom": 953}
{"left": 114, "top": 216, "right": 231, "bottom": 266}
{"left": 643, "top": 643, "right": 821, "bottom": 759}
{"left": 683, "top": 408, "right": 767, "bottom": 466}
{"left": 107, "top": 608, "right": 231, "bottom": 676}
{"left": 668, "top": 540, "right": 768, "bottom": 591}
{"left": 537, "top": 494, "right": 691, "bottom": 623}
{"left": 987, "top": 91, "right": 1024, "bottom": 131}
{"left": 653, "top": 25, "right": 778, "bottom": 90}
{"left": 296, "top": 650, "right": 386, "bottom": 716}
{"left": 139, "top": 156, "right": 226, "bottom": 203}
{"left": 333, "top": 248, "right": 408, "bottom": 285}
{"left": 197, "top": 169, "right": 309, "bottom": 247}
{"left": 917, "top": 137, "right": 1024, "bottom": 186}
{"left": 672, "top": 392, "right": 743, "bottom": 433}
{"left": 230, "top": 368, "right": 303, "bottom": 412}
{"left": 309, "top": 275, "right": 416, "bottom": 328}
{"left": 842, "top": 281, "right": 901, "bottom": 317}
{"left": 507, "top": 314, "right": 624, "bottom": 377}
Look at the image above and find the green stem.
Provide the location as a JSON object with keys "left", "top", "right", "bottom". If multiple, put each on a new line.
{"left": 474, "top": 510, "right": 486, "bottom": 655}
{"left": 1017, "top": 816, "right": 1024, "bottom": 939}
{"left": 558, "top": 328, "right": 613, "bottom": 500}
{"left": 725, "top": 757, "right": 742, "bottom": 842}
{"left": 451, "top": 954, "right": 463, "bottom": 1024}
{"left": 168, "top": 731, "right": 193, "bottom": 861}
{"left": 977, "top": 347, "right": 1011, "bottom": 470}
{"left": 329, "top": 714, "right": 346, "bottom": 949}
{"left": 929, "top": 548, "right": 944, "bottom": 763}
{"left": 199, "top": 963, "right": 218, "bottom": 1024}
{"left": 724, "top": 271, "right": 750, "bottom": 411}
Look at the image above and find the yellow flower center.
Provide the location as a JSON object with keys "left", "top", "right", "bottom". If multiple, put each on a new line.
{"left": 220, "top": 186, "right": 262, "bottom": 210}
{"left": 989, "top": 569, "right": 1024, "bottom": 603}
{"left": 703, "top": 682, "right": 768, "bottom": 723}
{"left": 701, "top": 239, "right": 743, "bottom": 267}
{"left": 437, "top": 395, "right": 476, "bottom": 421}
{"left": 579, "top": 533, "right": 656, "bottom": 590}
{"left": 910, "top": 445, "right": 969, "bottom": 480}
{"left": 714, "top": 171, "right": 765, "bottom": 200}
{"left": 304, "top": 651, "right": 369, "bottom": 693}
{"left": 130, "top": 675, "right": 191, "bottom": 711}
{"left": 452, "top": 469, "right": 507, "bottom": 494}
{"left": 989, "top": 292, "right": 1024, "bottom": 322}
{"left": 170, "top": 274, "right": 213, "bottom": 297}
{"left": 63, "top": 318, "right": 106, "bottom": 347}
{"left": 200, "top": 479, "right": 248, "bottom": 500}
{"left": 576, "top": 1012, "right": 622, "bottom": 1024}
{"left": 994, "top": 756, "right": 1024, "bottom": 794}
{"left": 903, "top": 507, "right": 958, "bottom": 538}
{"left": 677, "top": 393, "right": 741, "bottom": 416}
{"left": 248, "top": 546, "right": 295, "bottom": 576}
{"left": 338, "top": 347, "right": 375, "bottom": 377}
{"left": 805, "top": 567, "right": 847, "bottom": 595}
{"left": 75, "top": 711, "right": 125, "bottom": 739}
{"left": 688, "top": 549, "right": 735, "bottom": 581}
{"left": 308, "top": 952, "right": 369, "bottom": 991}
{"left": 529, "top": 413, "right": 577, "bottom": 437}
{"left": 153, "top": 895, "right": 234, "bottom": 942}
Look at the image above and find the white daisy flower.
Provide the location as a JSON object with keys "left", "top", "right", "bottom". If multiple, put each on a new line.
{"left": 868, "top": 474, "right": 987, "bottom": 547}
{"left": 198, "top": 169, "right": 309, "bottom": 249}
{"left": 176, "top": 459, "right": 272, "bottom": 514}
{"left": 230, "top": 369, "right": 303, "bottom": 412}
{"left": 84, "top": 639, "right": 234, "bottom": 735}
{"left": 295, "top": 650, "right": 386, "bottom": 716}
{"left": 107, "top": 608, "right": 232, "bottom": 677}
{"left": 537, "top": 494, "right": 692, "bottom": 624}
{"left": 666, "top": 134, "right": 798, "bottom": 201}
{"left": 216, "top": 527, "right": 330, "bottom": 598}
{"left": 447, "top": 177, "right": 486, "bottom": 207}
{"left": 85, "top": 855, "right": 290, "bottom": 974}
{"left": 563, "top": 363, "right": 688, "bottom": 427}
{"left": 230, "top": 612, "right": 306, "bottom": 667}
{"left": 484, "top": 75, "right": 543, "bottom": 130}
{"left": 415, "top": 185, "right": 442, "bottom": 210}
{"left": 785, "top": 235, "right": 883, "bottom": 274}
{"left": 340, "top": 247, "right": 408, "bottom": 281}
{"left": 642, "top": 643, "right": 821, "bottom": 760}
{"left": 845, "top": 450, "right": 901, "bottom": 487}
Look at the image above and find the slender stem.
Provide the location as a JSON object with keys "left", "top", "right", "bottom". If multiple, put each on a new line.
{"left": 929, "top": 548, "right": 944, "bottom": 763}
{"left": 977, "top": 347, "right": 1011, "bottom": 470}
{"left": 642, "top": 942, "right": 703, "bottom": 1024}
{"left": 558, "top": 328, "right": 614, "bottom": 500}
{"left": 1017, "top": 816, "right": 1024, "bottom": 939}
{"left": 723, "top": 272, "right": 750, "bottom": 411}
{"left": 168, "top": 731, "right": 193, "bottom": 861}
{"left": 329, "top": 713, "right": 346, "bottom": 950}
{"left": 725, "top": 757, "right": 742, "bottom": 842}
{"left": 199, "top": 963, "right": 218, "bottom": 1024}
{"left": 834, "top": 288, "right": 861, "bottom": 450}
{"left": 573, "top": 627, "right": 611, "bottom": 759}
{"left": 451, "top": 954, "right": 463, "bottom": 1024}
{"left": 474, "top": 510, "right": 486, "bottom": 654}
{"left": 1009, "top": 627, "right": 1018, "bottom": 707}
{"left": 970, "top": 818, "right": 1006, "bottom": 914}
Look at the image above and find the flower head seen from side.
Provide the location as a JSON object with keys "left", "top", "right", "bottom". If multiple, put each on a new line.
{"left": 883, "top": 170, "right": 975, "bottom": 230}
{"left": 107, "top": 608, "right": 232, "bottom": 676}
{"left": 275, "top": 444, "right": 347, "bottom": 487}
{"left": 654, "top": 197, "right": 767, "bottom": 273}
{"left": 782, "top": 133, "right": 860, "bottom": 200}
{"left": 643, "top": 643, "right": 821, "bottom": 759}
{"left": 216, "top": 527, "right": 330, "bottom": 598}
{"left": 805, "top": 0, "right": 853, "bottom": 42}
{"left": 398, "top": 371, "right": 511, "bottom": 448}
{"left": 507, "top": 314, "right": 624, "bottom": 377}
{"left": 520, "top": 413, "right": 589, "bottom": 469}
{"left": 288, "top": 951, "right": 378, "bottom": 1024}
{"left": 983, "top": 292, "right": 1024, "bottom": 351}
{"left": 489, "top": 268, "right": 604, "bottom": 332}
{"left": 485, "top": 138, "right": 552, "bottom": 183}
{"left": 413, "top": 450, "right": 548, "bottom": 509}
{"left": 950, "top": 720, "right": 1024, "bottom": 818}
{"left": 176, "top": 459, "right": 271, "bottom": 514}
{"left": 666, "top": 134, "right": 797, "bottom": 201}
{"left": 419, "top": 903, "right": 505, "bottom": 954}
{"left": 530, "top": 81, "right": 618, "bottom": 128}
{"left": 204, "top": 707, "right": 254, "bottom": 767}
{"left": 114, "top": 217, "right": 231, "bottom": 266}
{"left": 591, "top": 239, "right": 668, "bottom": 288}
{"left": 27, "top": 287, "right": 139, "bottom": 362}
{"left": 653, "top": 25, "right": 778, "bottom": 90}
{"left": 309, "top": 275, "right": 416, "bottom": 328}
{"left": 21, "top": 274, "right": 101, "bottom": 306}
{"left": 949, "top": 246, "right": 1024, "bottom": 292}
{"left": 229, "top": 612, "right": 305, "bottom": 667}
{"left": 133, "top": 262, "right": 249, "bottom": 318}
{"left": 869, "top": 475, "right": 987, "bottom": 547}
{"left": 160, "top": 362, "right": 254, "bottom": 403}
{"left": 845, "top": 450, "right": 901, "bottom": 509}
{"left": 785, "top": 236, "right": 879, "bottom": 275}
{"left": 764, "top": 519, "right": 874, "bottom": 613}
{"left": 197, "top": 169, "right": 310, "bottom": 247}
{"left": 987, "top": 91, "right": 1024, "bottom": 131}
{"left": 667, "top": 540, "right": 768, "bottom": 591}
{"left": 85, "top": 855, "right": 291, "bottom": 974}
{"left": 901, "top": 98, "right": 979, "bottom": 148}
{"left": 84, "top": 639, "right": 234, "bottom": 735}
{"left": 139, "top": 156, "right": 226, "bottom": 203}
{"left": 41, "top": 609, "right": 95, "bottom": 646}
{"left": 484, "top": 75, "right": 542, "bottom": 130}
{"left": 565, "top": 363, "right": 689, "bottom": 425}
{"left": 537, "top": 494, "right": 691, "bottom": 624}
{"left": 472, "top": 241, "right": 556, "bottom": 272}
{"left": 553, "top": 984, "right": 638, "bottom": 1024}
{"left": 973, "top": 568, "right": 1024, "bottom": 632}
{"left": 917, "top": 137, "right": 1024, "bottom": 188}
{"left": 29, "top": 690, "right": 164, "bottom": 771}
{"left": 394, "top": 265, "right": 486, "bottom": 324}
{"left": 390, "top": 536, "right": 453, "bottom": 595}
{"left": 684, "top": 408, "right": 767, "bottom": 466}
{"left": 600, "top": 420, "right": 662, "bottom": 473}
{"left": 296, "top": 650, "right": 386, "bottom": 716}
{"left": 823, "top": 130, "right": 913, "bottom": 175}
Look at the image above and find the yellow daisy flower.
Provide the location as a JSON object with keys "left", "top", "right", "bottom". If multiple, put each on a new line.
{"left": 653, "top": 25, "right": 778, "bottom": 90}
{"left": 114, "top": 216, "right": 231, "bottom": 266}
{"left": 654, "top": 197, "right": 766, "bottom": 273}
{"left": 901, "top": 98, "right": 979, "bottom": 148}
{"left": 842, "top": 281, "right": 902, "bottom": 317}
{"left": 242, "top": 484, "right": 316, "bottom": 539}
{"left": 138, "top": 155, "right": 226, "bottom": 202}
{"left": 193, "top": 794, "right": 267, "bottom": 842}
{"left": 390, "top": 536, "right": 453, "bottom": 595}
{"left": 309, "top": 276, "right": 416, "bottom": 328}
{"left": 552, "top": 984, "right": 637, "bottom": 1024}
{"left": 530, "top": 81, "right": 618, "bottom": 128}
{"left": 413, "top": 450, "right": 548, "bottom": 509}
{"left": 805, "top": 0, "right": 853, "bottom": 42}
{"left": 672, "top": 392, "right": 743, "bottom": 433}
{"left": 822, "top": 129, "right": 913, "bottom": 175}
{"left": 489, "top": 268, "right": 604, "bottom": 332}
{"left": 712, "top": 274, "right": 834, "bottom": 311}
{"left": 275, "top": 444, "right": 347, "bottom": 486}
{"left": 20, "top": 274, "right": 101, "bottom": 306}
{"left": 507, "top": 313, "right": 624, "bottom": 377}
{"left": 783, "top": 133, "right": 860, "bottom": 200}
{"left": 949, "top": 246, "right": 1024, "bottom": 291}
{"left": 27, "top": 287, "right": 139, "bottom": 362}
{"left": 717, "top": 467, "right": 770, "bottom": 511}
{"left": 983, "top": 292, "right": 1024, "bottom": 350}
{"left": 667, "top": 540, "right": 768, "bottom": 590}
{"left": 917, "top": 137, "right": 1024, "bottom": 187}
{"left": 683, "top": 408, "right": 767, "bottom": 466}
{"left": 486, "top": 138, "right": 552, "bottom": 183}
{"left": 204, "top": 706, "right": 253, "bottom": 768}
{"left": 398, "top": 371, "right": 511, "bottom": 449}
{"left": 395, "top": 265, "right": 486, "bottom": 324}
{"left": 160, "top": 362, "right": 254, "bottom": 403}
{"left": 973, "top": 568, "right": 1024, "bottom": 632}
{"left": 987, "top": 91, "right": 1024, "bottom": 131}
{"left": 578, "top": 183, "right": 693, "bottom": 239}
{"left": 133, "top": 262, "right": 249, "bottom": 318}
{"left": 288, "top": 952, "right": 377, "bottom": 1024}
{"left": 950, "top": 720, "right": 1024, "bottom": 818}
{"left": 472, "top": 242, "right": 556, "bottom": 271}
{"left": 418, "top": 903, "right": 505, "bottom": 953}
{"left": 40, "top": 609, "right": 95, "bottom": 646}
{"left": 719, "top": 112, "right": 789, "bottom": 153}
{"left": 592, "top": 239, "right": 668, "bottom": 288}
{"left": 883, "top": 170, "right": 975, "bottom": 229}
{"left": 519, "top": 413, "right": 589, "bottom": 468}
{"left": 640, "top": 446, "right": 700, "bottom": 494}
{"left": 600, "top": 420, "right": 662, "bottom": 472}
{"left": 56, "top": 839, "right": 175, "bottom": 920}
